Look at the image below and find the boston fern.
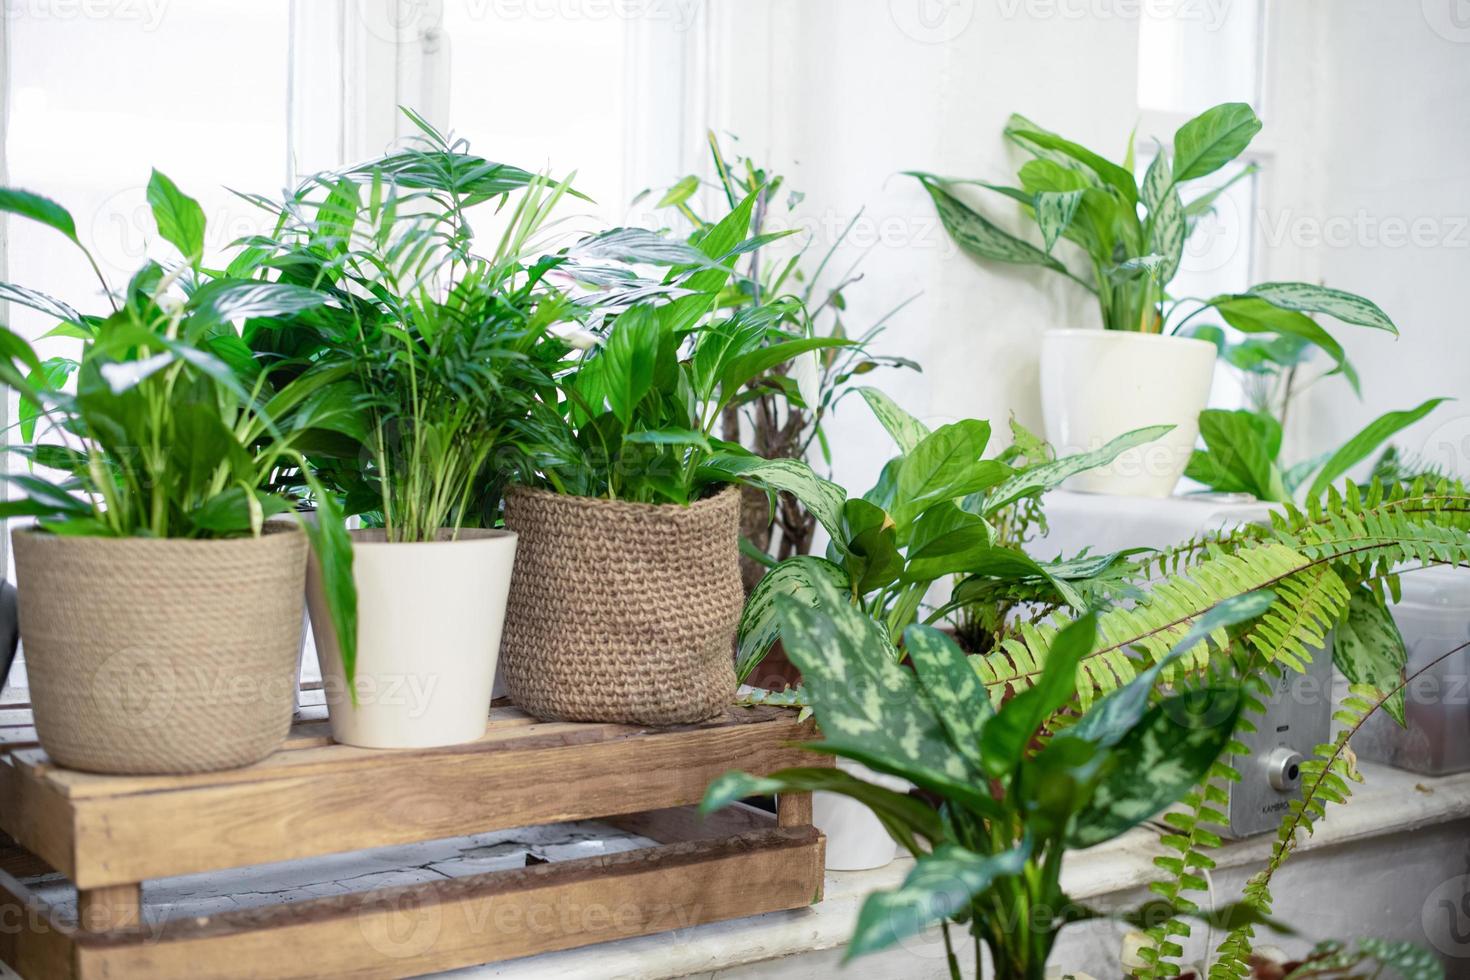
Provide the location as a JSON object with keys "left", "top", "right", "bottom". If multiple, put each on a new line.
{"left": 705, "top": 585, "right": 1281, "bottom": 980}
{"left": 909, "top": 102, "right": 1397, "bottom": 370}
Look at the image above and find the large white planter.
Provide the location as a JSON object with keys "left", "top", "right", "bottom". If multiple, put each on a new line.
{"left": 814, "top": 759, "right": 911, "bottom": 871}
{"left": 306, "top": 528, "right": 517, "bottom": 749}
{"left": 1040, "top": 328, "right": 1217, "bottom": 497}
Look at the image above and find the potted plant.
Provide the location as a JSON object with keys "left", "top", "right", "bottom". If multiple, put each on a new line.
{"left": 499, "top": 187, "right": 851, "bottom": 726}
{"left": 737, "top": 390, "right": 1167, "bottom": 869}
{"left": 911, "top": 102, "right": 1398, "bottom": 496}
{"left": 706, "top": 586, "right": 1277, "bottom": 978}
{"left": 649, "top": 135, "right": 921, "bottom": 597}
{"left": 0, "top": 174, "right": 355, "bottom": 774}
{"left": 239, "top": 117, "right": 602, "bottom": 749}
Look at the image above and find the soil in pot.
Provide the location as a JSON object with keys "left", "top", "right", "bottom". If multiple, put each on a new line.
{"left": 11, "top": 523, "right": 308, "bottom": 775}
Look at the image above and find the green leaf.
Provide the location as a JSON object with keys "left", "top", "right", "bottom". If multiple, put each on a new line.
{"left": 146, "top": 169, "right": 207, "bottom": 263}
{"left": 735, "top": 555, "right": 851, "bottom": 683}
{"left": 301, "top": 487, "right": 358, "bottom": 692}
{"left": 984, "top": 425, "right": 1173, "bottom": 513}
{"left": 1332, "top": 587, "right": 1408, "bottom": 726}
{"left": 902, "top": 504, "right": 997, "bottom": 583}
{"left": 656, "top": 175, "right": 699, "bottom": 209}
{"left": 979, "top": 614, "right": 1096, "bottom": 777}
{"left": 600, "top": 305, "right": 661, "bottom": 427}
{"left": 895, "top": 420, "right": 1008, "bottom": 524}
{"left": 1187, "top": 409, "right": 1288, "bottom": 501}
{"left": 1071, "top": 684, "right": 1242, "bottom": 847}
{"left": 857, "top": 387, "right": 930, "bottom": 454}
{"left": 622, "top": 428, "right": 712, "bottom": 450}
{"left": 1171, "top": 103, "right": 1262, "bottom": 183}
{"left": 1246, "top": 281, "right": 1397, "bottom": 335}
{"left": 1036, "top": 190, "right": 1084, "bottom": 252}
{"left": 844, "top": 499, "right": 904, "bottom": 595}
{"left": 1306, "top": 398, "right": 1447, "bottom": 500}
{"left": 776, "top": 581, "right": 997, "bottom": 815}
{"left": 0, "top": 187, "right": 80, "bottom": 243}
{"left": 187, "top": 279, "right": 330, "bottom": 327}
{"left": 847, "top": 842, "right": 1031, "bottom": 960}
{"left": 701, "top": 767, "right": 941, "bottom": 852}
{"left": 188, "top": 487, "right": 293, "bottom": 534}
{"left": 18, "top": 357, "right": 77, "bottom": 443}
{"left": 719, "top": 335, "right": 852, "bottom": 400}
{"left": 1209, "top": 295, "right": 1358, "bottom": 393}
{"left": 699, "top": 453, "right": 847, "bottom": 546}
{"left": 1004, "top": 116, "right": 1140, "bottom": 204}
{"left": 1070, "top": 590, "right": 1275, "bottom": 748}
{"left": 915, "top": 177, "right": 1069, "bottom": 273}
{"left": 903, "top": 624, "right": 991, "bottom": 772}
{"left": 658, "top": 188, "right": 757, "bottom": 336}
{"left": 1148, "top": 175, "right": 1186, "bottom": 286}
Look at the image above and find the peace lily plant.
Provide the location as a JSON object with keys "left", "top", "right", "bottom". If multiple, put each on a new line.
{"left": 0, "top": 173, "right": 356, "bottom": 773}
{"left": 911, "top": 102, "right": 1402, "bottom": 497}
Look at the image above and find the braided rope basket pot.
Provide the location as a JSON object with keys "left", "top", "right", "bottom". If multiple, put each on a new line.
{"left": 10, "top": 524, "right": 308, "bottom": 774}
{"left": 499, "top": 485, "right": 742, "bottom": 725}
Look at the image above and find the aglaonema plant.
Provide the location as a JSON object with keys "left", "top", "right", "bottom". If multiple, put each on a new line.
{"left": 909, "top": 102, "right": 1398, "bottom": 375}
{"left": 0, "top": 173, "right": 359, "bottom": 667}
{"left": 734, "top": 387, "right": 1167, "bottom": 684}
{"left": 704, "top": 583, "right": 1283, "bottom": 980}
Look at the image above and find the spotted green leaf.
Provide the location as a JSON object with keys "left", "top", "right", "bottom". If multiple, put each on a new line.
{"left": 857, "top": 386, "right": 930, "bottom": 454}
{"left": 1332, "top": 587, "right": 1408, "bottom": 726}
{"left": 847, "top": 841, "right": 1031, "bottom": 960}
{"left": 915, "top": 177, "right": 1068, "bottom": 272}
{"left": 903, "top": 624, "right": 991, "bottom": 773}
{"left": 1246, "top": 281, "right": 1397, "bottom": 335}
{"left": 1036, "top": 189, "right": 1083, "bottom": 252}
{"left": 735, "top": 555, "right": 850, "bottom": 683}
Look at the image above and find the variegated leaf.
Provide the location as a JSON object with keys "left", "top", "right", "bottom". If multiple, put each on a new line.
{"left": 736, "top": 556, "right": 851, "bottom": 683}
{"left": 1332, "top": 586, "right": 1408, "bottom": 726}
{"left": 1245, "top": 281, "right": 1397, "bottom": 334}
{"left": 1036, "top": 189, "right": 1083, "bottom": 252}
{"left": 848, "top": 842, "right": 1031, "bottom": 959}
{"left": 903, "top": 624, "right": 990, "bottom": 773}
{"left": 857, "top": 386, "right": 930, "bottom": 454}
{"left": 699, "top": 453, "right": 847, "bottom": 545}
{"left": 984, "top": 424, "right": 1174, "bottom": 513}
{"left": 916, "top": 176, "right": 1069, "bottom": 272}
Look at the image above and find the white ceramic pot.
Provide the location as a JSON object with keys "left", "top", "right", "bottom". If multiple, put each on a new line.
{"left": 1040, "top": 328, "right": 1217, "bottom": 497}
{"left": 813, "top": 759, "right": 911, "bottom": 871}
{"left": 306, "top": 528, "right": 518, "bottom": 749}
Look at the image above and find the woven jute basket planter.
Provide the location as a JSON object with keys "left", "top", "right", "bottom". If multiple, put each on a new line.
{"left": 11, "top": 524, "right": 308, "bottom": 774}
{"left": 499, "top": 485, "right": 742, "bottom": 725}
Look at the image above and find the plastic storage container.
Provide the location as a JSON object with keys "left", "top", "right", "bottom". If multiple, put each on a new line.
{"left": 1356, "top": 565, "right": 1470, "bottom": 775}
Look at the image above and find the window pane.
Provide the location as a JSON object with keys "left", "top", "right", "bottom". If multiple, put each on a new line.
{"left": 1137, "top": 0, "right": 1262, "bottom": 114}
{"left": 441, "top": 2, "right": 632, "bottom": 230}
{"left": 3, "top": 1, "right": 292, "bottom": 696}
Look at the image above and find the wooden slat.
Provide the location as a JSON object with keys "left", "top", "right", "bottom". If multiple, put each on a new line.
{"left": 0, "top": 870, "right": 77, "bottom": 980}
{"left": 0, "top": 758, "right": 76, "bottom": 880}
{"left": 33, "top": 711, "right": 814, "bottom": 888}
{"left": 76, "top": 884, "right": 140, "bottom": 932}
{"left": 66, "top": 828, "right": 823, "bottom": 980}
{"left": 606, "top": 802, "right": 775, "bottom": 843}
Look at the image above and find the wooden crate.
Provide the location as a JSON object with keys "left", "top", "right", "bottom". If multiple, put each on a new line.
{"left": 0, "top": 700, "right": 826, "bottom": 979}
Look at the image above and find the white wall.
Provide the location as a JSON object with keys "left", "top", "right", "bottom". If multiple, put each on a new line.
{"left": 703, "top": 0, "right": 1139, "bottom": 496}
{"left": 705, "top": 0, "right": 1470, "bottom": 495}
{"left": 1268, "top": 1, "right": 1470, "bottom": 477}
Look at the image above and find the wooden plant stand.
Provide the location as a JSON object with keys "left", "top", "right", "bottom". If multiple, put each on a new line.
{"left": 0, "top": 701, "right": 826, "bottom": 979}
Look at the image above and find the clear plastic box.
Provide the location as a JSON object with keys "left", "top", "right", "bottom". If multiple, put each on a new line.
{"left": 1356, "top": 565, "right": 1470, "bottom": 776}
